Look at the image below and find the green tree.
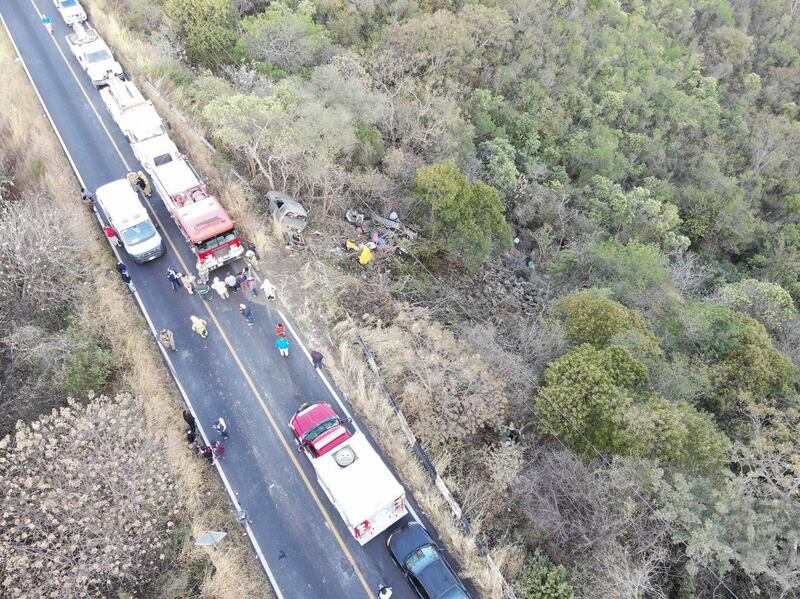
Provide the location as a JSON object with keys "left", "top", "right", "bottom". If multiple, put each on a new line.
{"left": 163, "top": 0, "right": 240, "bottom": 71}
{"left": 535, "top": 344, "right": 646, "bottom": 453}
{"left": 625, "top": 396, "right": 729, "bottom": 471}
{"left": 480, "top": 137, "right": 519, "bottom": 191}
{"left": 582, "top": 240, "right": 672, "bottom": 307}
{"left": 716, "top": 278, "right": 797, "bottom": 334}
{"left": 239, "top": 1, "right": 331, "bottom": 74}
{"left": 586, "top": 176, "right": 690, "bottom": 251}
{"left": 554, "top": 291, "right": 649, "bottom": 348}
{"left": 412, "top": 161, "right": 512, "bottom": 267}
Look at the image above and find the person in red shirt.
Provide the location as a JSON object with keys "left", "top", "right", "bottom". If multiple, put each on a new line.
{"left": 102, "top": 225, "right": 120, "bottom": 247}
{"left": 275, "top": 323, "right": 285, "bottom": 338}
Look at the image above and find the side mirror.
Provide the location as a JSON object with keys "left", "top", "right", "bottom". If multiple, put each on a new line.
{"left": 297, "top": 444, "right": 305, "bottom": 452}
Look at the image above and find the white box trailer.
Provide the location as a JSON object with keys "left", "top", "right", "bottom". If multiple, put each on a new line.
{"left": 99, "top": 79, "right": 166, "bottom": 143}
{"left": 312, "top": 432, "right": 407, "bottom": 544}
{"left": 66, "top": 23, "right": 123, "bottom": 88}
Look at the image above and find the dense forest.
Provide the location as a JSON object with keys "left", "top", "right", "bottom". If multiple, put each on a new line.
{"left": 6, "top": 0, "right": 800, "bottom": 596}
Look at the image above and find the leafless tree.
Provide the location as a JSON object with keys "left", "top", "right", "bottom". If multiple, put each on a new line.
{"left": 0, "top": 393, "right": 183, "bottom": 598}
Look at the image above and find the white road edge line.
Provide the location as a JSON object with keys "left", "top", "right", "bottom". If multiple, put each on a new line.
{"left": 277, "top": 309, "right": 424, "bottom": 527}
{"left": 0, "top": 13, "right": 285, "bottom": 598}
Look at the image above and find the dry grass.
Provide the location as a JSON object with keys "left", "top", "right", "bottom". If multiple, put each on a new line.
{"left": 0, "top": 27, "right": 270, "bottom": 599}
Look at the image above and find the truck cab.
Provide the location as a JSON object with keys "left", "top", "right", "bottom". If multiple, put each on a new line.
{"left": 66, "top": 23, "right": 123, "bottom": 87}
{"left": 95, "top": 179, "right": 164, "bottom": 263}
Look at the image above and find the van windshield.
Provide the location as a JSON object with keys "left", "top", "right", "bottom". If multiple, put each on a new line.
{"left": 119, "top": 221, "right": 156, "bottom": 246}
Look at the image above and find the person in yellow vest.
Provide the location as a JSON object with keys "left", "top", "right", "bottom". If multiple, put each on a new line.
{"left": 127, "top": 170, "right": 152, "bottom": 198}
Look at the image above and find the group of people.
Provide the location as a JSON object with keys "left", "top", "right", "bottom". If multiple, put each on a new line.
{"left": 166, "top": 268, "right": 198, "bottom": 294}
{"left": 209, "top": 269, "right": 276, "bottom": 302}
{"left": 183, "top": 409, "right": 228, "bottom": 463}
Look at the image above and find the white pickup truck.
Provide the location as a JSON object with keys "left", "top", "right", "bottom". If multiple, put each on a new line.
{"left": 290, "top": 402, "right": 408, "bottom": 544}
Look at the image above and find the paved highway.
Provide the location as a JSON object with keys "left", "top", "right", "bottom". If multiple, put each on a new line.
{"left": 0, "top": 1, "right": 425, "bottom": 597}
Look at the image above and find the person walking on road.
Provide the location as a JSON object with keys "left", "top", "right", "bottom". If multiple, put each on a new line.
{"left": 276, "top": 336, "right": 289, "bottom": 357}
{"left": 275, "top": 323, "right": 285, "bottom": 338}
{"left": 212, "top": 417, "right": 229, "bottom": 440}
{"left": 210, "top": 276, "right": 229, "bottom": 299}
{"left": 310, "top": 349, "right": 324, "bottom": 369}
{"left": 102, "top": 225, "right": 120, "bottom": 247}
{"left": 197, "top": 261, "right": 210, "bottom": 284}
{"left": 239, "top": 303, "right": 255, "bottom": 326}
{"left": 225, "top": 272, "right": 240, "bottom": 293}
{"left": 260, "top": 278, "right": 277, "bottom": 300}
{"left": 41, "top": 14, "right": 53, "bottom": 34}
{"left": 183, "top": 409, "right": 197, "bottom": 433}
{"left": 190, "top": 315, "right": 208, "bottom": 338}
{"left": 159, "top": 328, "right": 177, "bottom": 351}
{"left": 182, "top": 272, "right": 197, "bottom": 295}
{"left": 167, "top": 268, "right": 181, "bottom": 291}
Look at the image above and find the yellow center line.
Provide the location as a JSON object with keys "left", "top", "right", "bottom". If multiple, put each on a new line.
{"left": 27, "top": 2, "right": 373, "bottom": 595}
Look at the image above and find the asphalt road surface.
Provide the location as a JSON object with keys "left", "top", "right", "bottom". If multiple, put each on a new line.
{"left": 0, "top": 2, "right": 439, "bottom": 597}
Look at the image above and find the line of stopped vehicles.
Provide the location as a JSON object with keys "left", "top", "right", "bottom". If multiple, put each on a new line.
{"left": 48, "top": 3, "right": 473, "bottom": 598}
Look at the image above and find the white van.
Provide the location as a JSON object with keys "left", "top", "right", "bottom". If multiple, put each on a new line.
{"left": 96, "top": 179, "right": 164, "bottom": 263}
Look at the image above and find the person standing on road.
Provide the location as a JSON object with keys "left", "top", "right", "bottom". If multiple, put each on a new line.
{"left": 116, "top": 261, "right": 128, "bottom": 275}
{"left": 224, "top": 272, "right": 240, "bottom": 293}
{"left": 235, "top": 271, "right": 248, "bottom": 292}
{"left": 210, "top": 276, "right": 229, "bottom": 299}
{"left": 377, "top": 585, "right": 393, "bottom": 598}
{"left": 190, "top": 315, "right": 208, "bottom": 338}
{"left": 245, "top": 248, "right": 259, "bottom": 271}
{"left": 260, "top": 278, "right": 277, "bottom": 300}
{"left": 275, "top": 323, "right": 285, "bottom": 338}
{"left": 239, "top": 303, "right": 255, "bottom": 326}
{"left": 167, "top": 268, "right": 181, "bottom": 291}
{"left": 310, "top": 349, "right": 324, "bottom": 369}
{"left": 276, "top": 336, "right": 289, "bottom": 357}
{"left": 212, "top": 417, "right": 229, "bottom": 440}
{"left": 41, "top": 14, "right": 53, "bottom": 34}
{"left": 197, "top": 261, "right": 210, "bottom": 285}
{"left": 127, "top": 171, "right": 152, "bottom": 198}
{"left": 182, "top": 272, "right": 197, "bottom": 295}
{"left": 211, "top": 441, "right": 224, "bottom": 462}
{"left": 102, "top": 225, "right": 120, "bottom": 247}
{"left": 159, "top": 328, "right": 177, "bottom": 351}
{"left": 183, "top": 409, "right": 197, "bottom": 433}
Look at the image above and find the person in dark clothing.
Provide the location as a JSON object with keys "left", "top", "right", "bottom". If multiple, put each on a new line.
{"left": 200, "top": 445, "right": 213, "bottom": 463}
{"left": 186, "top": 429, "right": 197, "bottom": 445}
{"left": 239, "top": 303, "right": 255, "bottom": 326}
{"left": 183, "top": 409, "right": 197, "bottom": 432}
{"left": 310, "top": 349, "right": 324, "bottom": 369}
{"left": 116, "top": 261, "right": 128, "bottom": 275}
{"left": 166, "top": 269, "right": 181, "bottom": 291}
{"left": 118, "top": 267, "right": 135, "bottom": 293}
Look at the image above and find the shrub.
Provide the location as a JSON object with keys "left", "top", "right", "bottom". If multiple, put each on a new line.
{"left": 716, "top": 278, "right": 797, "bottom": 334}
{"left": 516, "top": 550, "right": 576, "bottom": 599}
{"left": 63, "top": 347, "right": 117, "bottom": 397}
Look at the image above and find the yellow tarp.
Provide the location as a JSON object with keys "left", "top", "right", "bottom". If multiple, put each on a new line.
{"left": 358, "top": 246, "right": 372, "bottom": 265}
